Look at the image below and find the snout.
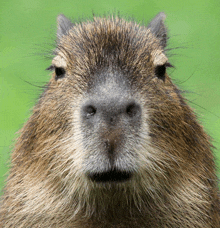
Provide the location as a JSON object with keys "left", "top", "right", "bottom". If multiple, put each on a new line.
{"left": 81, "top": 98, "right": 141, "bottom": 127}
{"left": 80, "top": 76, "right": 142, "bottom": 183}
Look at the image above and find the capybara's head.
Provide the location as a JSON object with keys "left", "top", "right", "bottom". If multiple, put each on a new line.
{"left": 1, "top": 13, "right": 219, "bottom": 228}
{"left": 33, "top": 12, "right": 199, "bottom": 196}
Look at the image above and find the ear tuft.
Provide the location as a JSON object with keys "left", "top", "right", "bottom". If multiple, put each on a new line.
{"left": 148, "top": 12, "right": 167, "bottom": 48}
{"left": 57, "top": 14, "right": 73, "bottom": 42}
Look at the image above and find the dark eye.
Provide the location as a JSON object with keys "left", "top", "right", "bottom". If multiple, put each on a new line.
{"left": 155, "top": 62, "right": 173, "bottom": 81}
{"left": 55, "top": 67, "right": 66, "bottom": 80}
{"left": 155, "top": 64, "right": 166, "bottom": 81}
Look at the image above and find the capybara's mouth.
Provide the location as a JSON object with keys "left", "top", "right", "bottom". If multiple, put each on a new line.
{"left": 88, "top": 169, "right": 132, "bottom": 183}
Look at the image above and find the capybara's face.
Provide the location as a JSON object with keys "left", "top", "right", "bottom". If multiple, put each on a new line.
{"left": 1, "top": 14, "right": 217, "bottom": 228}
{"left": 41, "top": 17, "right": 186, "bottom": 193}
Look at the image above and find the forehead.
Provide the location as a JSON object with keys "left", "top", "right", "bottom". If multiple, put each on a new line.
{"left": 87, "top": 67, "right": 131, "bottom": 93}
{"left": 53, "top": 17, "right": 168, "bottom": 93}
{"left": 57, "top": 18, "right": 161, "bottom": 68}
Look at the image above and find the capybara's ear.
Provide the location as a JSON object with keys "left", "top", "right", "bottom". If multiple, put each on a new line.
{"left": 147, "top": 12, "right": 167, "bottom": 48}
{"left": 57, "top": 14, "right": 73, "bottom": 42}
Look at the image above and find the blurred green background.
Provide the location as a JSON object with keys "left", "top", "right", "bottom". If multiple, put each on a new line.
{"left": 0, "top": 0, "right": 220, "bottom": 192}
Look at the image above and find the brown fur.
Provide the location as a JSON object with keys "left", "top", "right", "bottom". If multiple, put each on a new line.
{"left": 0, "top": 13, "right": 219, "bottom": 227}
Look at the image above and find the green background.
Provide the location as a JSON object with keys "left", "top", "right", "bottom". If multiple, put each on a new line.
{"left": 0, "top": 0, "right": 220, "bottom": 192}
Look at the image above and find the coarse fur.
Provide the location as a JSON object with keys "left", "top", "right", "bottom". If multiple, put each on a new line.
{"left": 0, "top": 13, "right": 219, "bottom": 227}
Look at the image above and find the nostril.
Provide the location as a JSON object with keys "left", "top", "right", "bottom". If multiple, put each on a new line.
{"left": 126, "top": 102, "right": 140, "bottom": 118}
{"left": 84, "top": 105, "right": 96, "bottom": 118}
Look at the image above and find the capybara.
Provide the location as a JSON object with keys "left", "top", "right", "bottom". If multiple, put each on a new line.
{"left": 0, "top": 12, "right": 219, "bottom": 228}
